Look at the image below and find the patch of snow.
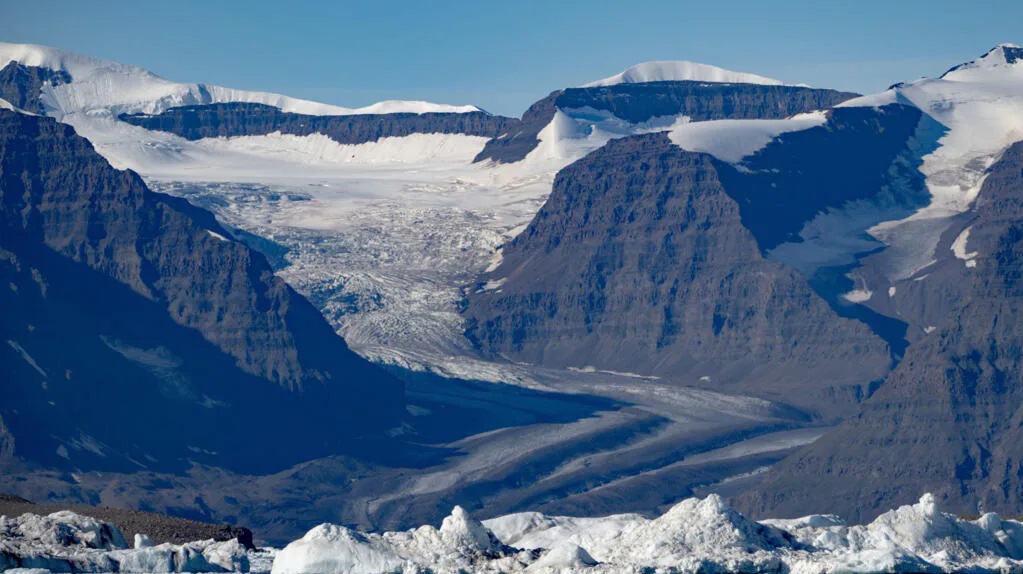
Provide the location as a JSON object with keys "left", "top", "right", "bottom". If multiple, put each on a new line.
{"left": 888, "top": 286, "right": 897, "bottom": 297}
{"left": 667, "top": 111, "right": 827, "bottom": 163}
{"left": 842, "top": 289, "right": 872, "bottom": 303}
{"left": 6, "top": 340, "right": 47, "bottom": 378}
{"left": 842, "top": 274, "right": 873, "bottom": 303}
{"left": 566, "top": 366, "right": 659, "bottom": 380}
{"left": 203, "top": 132, "right": 491, "bottom": 168}
{"left": 207, "top": 230, "right": 229, "bottom": 241}
{"left": 405, "top": 404, "right": 431, "bottom": 417}
{"left": 951, "top": 226, "right": 979, "bottom": 267}
{"left": 481, "top": 278, "right": 506, "bottom": 291}
{"left": 584, "top": 60, "right": 785, "bottom": 87}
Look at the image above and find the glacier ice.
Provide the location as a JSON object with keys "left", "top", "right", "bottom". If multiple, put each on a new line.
{"left": 9, "top": 493, "right": 1023, "bottom": 573}
{"left": 270, "top": 494, "right": 1023, "bottom": 574}
{"left": 0, "top": 510, "right": 249, "bottom": 573}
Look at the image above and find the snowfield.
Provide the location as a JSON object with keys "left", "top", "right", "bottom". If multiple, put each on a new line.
{"left": 10, "top": 494, "right": 1021, "bottom": 573}
{"left": 0, "top": 42, "right": 480, "bottom": 117}
{"left": 584, "top": 60, "right": 786, "bottom": 87}
{"left": 667, "top": 111, "right": 827, "bottom": 163}
{"left": 839, "top": 43, "right": 1023, "bottom": 282}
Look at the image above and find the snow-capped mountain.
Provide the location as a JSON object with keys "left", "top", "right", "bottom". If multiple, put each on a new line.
{"left": 8, "top": 36, "right": 1023, "bottom": 550}
{"left": 475, "top": 78, "right": 852, "bottom": 164}
{"left": 0, "top": 42, "right": 481, "bottom": 117}
{"left": 744, "top": 136, "right": 1023, "bottom": 523}
{"left": 583, "top": 59, "right": 786, "bottom": 87}
{"left": 0, "top": 40, "right": 868, "bottom": 541}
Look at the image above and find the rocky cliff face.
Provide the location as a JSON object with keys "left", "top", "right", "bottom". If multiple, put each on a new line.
{"left": 463, "top": 132, "right": 891, "bottom": 418}
{"left": 0, "top": 62, "right": 70, "bottom": 112}
{"left": 474, "top": 82, "right": 858, "bottom": 164}
{"left": 739, "top": 140, "right": 1023, "bottom": 522}
{"left": 0, "top": 108, "right": 404, "bottom": 473}
{"left": 719, "top": 104, "right": 929, "bottom": 252}
{"left": 119, "top": 102, "right": 514, "bottom": 144}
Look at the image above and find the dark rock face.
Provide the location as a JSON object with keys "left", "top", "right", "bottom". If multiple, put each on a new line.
{"left": 119, "top": 102, "right": 515, "bottom": 145}
{"left": 716, "top": 104, "right": 936, "bottom": 357}
{"left": 719, "top": 104, "right": 930, "bottom": 252}
{"left": 463, "top": 133, "right": 891, "bottom": 418}
{"left": 556, "top": 81, "right": 859, "bottom": 124}
{"left": 473, "top": 91, "right": 561, "bottom": 164}
{"left": 739, "top": 140, "right": 1023, "bottom": 523}
{"left": 474, "top": 82, "right": 858, "bottom": 164}
{"left": 0, "top": 109, "right": 404, "bottom": 473}
{"left": 0, "top": 62, "right": 71, "bottom": 113}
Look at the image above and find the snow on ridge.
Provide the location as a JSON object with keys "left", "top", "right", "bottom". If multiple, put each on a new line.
{"left": 0, "top": 42, "right": 480, "bottom": 117}
{"left": 835, "top": 44, "right": 1023, "bottom": 282}
{"left": 584, "top": 60, "right": 785, "bottom": 88}
{"left": 941, "top": 42, "right": 1023, "bottom": 81}
{"left": 666, "top": 111, "right": 827, "bottom": 163}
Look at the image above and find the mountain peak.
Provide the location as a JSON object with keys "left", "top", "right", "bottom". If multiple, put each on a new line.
{"left": 583, "top": 60, "right": 784, "bottom": 88}
{"left": 941, "top": 43, "right": 1023, "bottom": 79}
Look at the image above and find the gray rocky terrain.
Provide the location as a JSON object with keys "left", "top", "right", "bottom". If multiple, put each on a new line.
{"left": 463, "top": 130, "right": 896, "bottom": 419}
{"left": 474, "top": 81, "right": 858, "bottom": 164}
{"left": 0, "top": 108, "right": 404, "bottom": 474}
{"left": 739, "top": 139, "right": 1023, "bottom": 522}
{"left": 119, "top": 102, "right": 514, "bottom": 144}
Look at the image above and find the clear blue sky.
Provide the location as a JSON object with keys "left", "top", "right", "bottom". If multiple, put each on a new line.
{"left": 1, "top": 0, "right": 1019, "bottom": 116}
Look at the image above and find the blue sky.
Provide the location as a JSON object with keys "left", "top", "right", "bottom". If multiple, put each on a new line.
{"left": 1, "top": 0, "right": 1019, "bottom": 116}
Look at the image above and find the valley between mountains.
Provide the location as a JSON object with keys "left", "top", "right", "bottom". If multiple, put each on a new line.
{"left": 3, "top": 40, "right": 1023, "bottom": 568}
